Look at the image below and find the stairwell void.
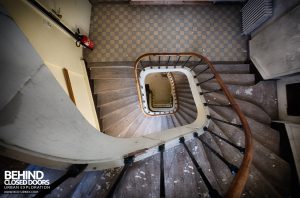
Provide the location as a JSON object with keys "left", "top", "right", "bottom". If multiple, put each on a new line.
{"left": 0, "top": 1, "right": 293, "bottom": 197}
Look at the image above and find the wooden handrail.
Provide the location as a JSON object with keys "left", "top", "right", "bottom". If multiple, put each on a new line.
{"left": 134, "top": 52, "right": 253, "bottom": 197}
{"left": 63, "top": 68, "right": 76, "bottom": 105}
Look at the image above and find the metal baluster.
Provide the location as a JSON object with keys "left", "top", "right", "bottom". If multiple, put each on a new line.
{"left": 159, "top": 145, "right": 165, "bottom": 197}
{"left": 194, "top": 133, "right": 239, "bottom": 175}
{"left": 197, "top": 76, "right": 215, "bottom": 85}
{"left": 207, "top": 115, "right": 243, "bottom": 128}
{"left": 106, "top": 156, "right": 134, "bottom": 197}
{"left": 158, "top": 56, "right": 161, "bottom": 67}
{"left": 200, "top": 89, "right": 222, "bottom": 95}
{"left": 35, "top": 164, "right": 87, "bottom": 198}
{"left": 182, "top": 56, "right": 192, "bottom": 68}
{"left": 140, "top": 61, "right": 145, "bottom": 69}
{"left": 179, "top": 137, "right": 221, "bottom": 198}
{"left": 189, "top": 60, "right": 202, "bottom": 71}
{"left": 149, "top": 56, "right": 153, "bottom": 68}
{"left": 204, "top": 103, "right": 231, "bottom": 107}
{"left": 203, "top": 127, "right": 245, "bottom": 154}
{"left": 166, "top": 56, "right": 171, "bottom": 68}
{"left": 194, "top": 67, "right": 210, "bottom": 78}
{"left": 174, "top": 56, "right": 181, "bottom": 67}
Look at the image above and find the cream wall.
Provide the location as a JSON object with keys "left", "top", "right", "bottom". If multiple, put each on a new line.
{"left": 37, "top": 0, "right": 92, "bottom": 35}
{"left": 1, "top": 0, "right": 99, "bottom": 130}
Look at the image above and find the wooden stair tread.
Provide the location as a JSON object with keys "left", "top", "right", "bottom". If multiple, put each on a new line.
{"left": 196, "top": 74, "right": 255, "bottom": 86}
{"left": 91, "top": 67, "right": 134, "bottom": 79}
{"left": 99, "top": 95, "right": 138, "bottom": 118}
{"left": 97, "top": 87, "right": 137, "bottom": 105}
{"left": 94, "top": 79, "right": 135, "bottom": 93}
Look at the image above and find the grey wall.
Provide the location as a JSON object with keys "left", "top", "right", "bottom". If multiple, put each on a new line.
{"left": 252, "top": 0, "right": 300, "bottom": 37}
{"left": 249, "top": 4, "right": 300, "bottom": 79}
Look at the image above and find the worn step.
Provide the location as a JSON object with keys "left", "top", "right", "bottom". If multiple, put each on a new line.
{"left": 122, "top": 114, "right": 146, "bottom": 137}
{"left": 192, "top": 64, "right": 250, "bottom": 74}
{"left": 174, "top": 112, "right": 188, "bottom": 126}
{"left": 177, "top": 93, "right": 194, "bottom": 102}
{"left": 180, "top": 102, "right": 197, "bottom": 119}
{"left": 176, "top": 87, "right": 193, "bottom": 95}
{"left": 209, "top": 105, "right": 279, "bottom": 154}
{"left": 149, "top": 117, "right": 164, "bottom": 135}
{"left": 136, "top": 117, "right": 159, "bottom": 136}
{"left": 87, "top": 61, "right": 134, "bottom": 68}
{"left": 166, "top": 115, "right": 176, "bottom": 129}
{"left": 199, "top": 132, "right": 233, "bottom": 194}
{"left": 177, "top": 95, "right": 195, "bottom": 106}
{"left": 226, "top": 81, "right": 278, "bottom": 119}
{"left": 201, "top": 81, "right": 278, "bottom": 119}
{"left": 175, "top": 81, "right": 190, "bottom": 88}
{"left": 99, "top": 95, "right": 138, "bottom": 118}
{"left": 105, "top": 108, "right": 141, "bottom": 137}
{"left": 113, "top": 153, "right": 160, "bottom": 197}
{"left": 71, "top": 168, "right": 121, "bottom": 197}
{"left": 207, "top": 123, "right": 284, "bottom": 197}
{"left": 203, "top": 91, "right": 272, "bottom": 124}
{"left": 170, "top": 114, "right": 181, "bottom": 127}
{"left": 97, "top": 87, "right": 137, "bottom": 105}
{"left": 196, "top": 74, "right": 255, "bottom": 86}
{"left": 30, "top": 165, "right": 91, "bottom": 197}
{"left": 177, "top": 90, "right": 193, "bottom": 100}
{"left": 90, "top": 66, "right": 134, "bottom": 79}
{"left": 161, "top": 116, "right": 169, "bottom": 131}
{"left": 180, "top": 106, "right": 197, "bottom": 123}
{"left": 164, "top": 143, "right": 210, "bottom": 197}
{"left": 102, "top": 102, "right": 140, "bottom": 131}
{"left": 177, "top": 109, "right": 192, "bottom": 125}
{"left": 94, "top": 79, "right": 135, "bottom": 93}
{"left": 208, "top": 109, "right": 291, "bottom": 196}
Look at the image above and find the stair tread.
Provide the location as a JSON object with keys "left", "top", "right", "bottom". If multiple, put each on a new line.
{"left": 164, "top": 142, "right": 211, "bottom": 197}
{"left": 192, "top": 64, "right": 250, "bottom": 74}
{"left": 199, "top": 133, "right": 233, "bottom": 194}
{"left": 196, "top": 74, "right": 255, "bottom": 86}
{"left": 178, "top": 106, "right": 196, "bottom": 124}
{"left": 122, "top": 113, "right": 146, "bottom": 137}
{"left": 99, "top": 95, "right": 139, "bottom": 118}
{"left": 133, "top": 117, "right": 160, "bottom": 137}
{"left": 105, "top": 108, "right": 142, "bottom": 137}
{"left": 201, "top": 81, "right": 278, "bottom": 119}
{"left": 203, "top": 90, "right": 272, "bottom": 124}
{"left": 208, "top": 109, "right": 291, "bottom": 196}
{"left": 166, "top": 115, "right": 176, "bottom": 129}
{"left": 97, "top": 87, "right": 137, "bottom": 105}
{"left": 86, "top": 60, "right": 289, "bottom": 197}
{"left": 170, "top": 114, "right": 181, "bottom": 127}
{"left": 209, "top": 105, "right": 279, "bottom": 154}
{"left": 102, "top": 102, "right": 140, "bottom": 130}
{"left": 94, "top": 79, "right": 135, "bottom": 93}
{"left": 91, "top": 67, "right": 134, "bottom": 79}
{"left": 161, "top": 116, "right": 169, "bottom": 131}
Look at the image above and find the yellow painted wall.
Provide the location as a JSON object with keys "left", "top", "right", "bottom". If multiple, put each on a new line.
{"left": 1, "top": 0, "right": 99, "bottom": 130}
{"left": 37, "top": 0, "right": 92, "bottom": 35}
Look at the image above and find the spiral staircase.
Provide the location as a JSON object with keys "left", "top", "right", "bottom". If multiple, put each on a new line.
{"left": 0, "top": 48, "right": 292, "bottom": 197}
{"left": 0, "top": 1, "right": 295, "bottom": 197}
{"left": 49, "top": 53, "right": 289, "bottom": 198}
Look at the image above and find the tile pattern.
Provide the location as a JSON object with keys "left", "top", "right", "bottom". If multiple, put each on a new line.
{"left": 84, "top": 4, "right": 248, "bottom": 63}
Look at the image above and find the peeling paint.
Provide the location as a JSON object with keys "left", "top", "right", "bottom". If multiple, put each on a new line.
{"left": 244, "top": 88, "right": 253, "bottom": 96}
{"left": 140, "top": 171, "right": 146, "bottom": 175}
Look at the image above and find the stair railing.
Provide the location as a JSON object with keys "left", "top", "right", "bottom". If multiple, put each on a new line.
{"left": 134, "top": 52, "right": 253, "bottom": 197}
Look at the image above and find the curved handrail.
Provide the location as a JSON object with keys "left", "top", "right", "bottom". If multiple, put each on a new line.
{"left": 134, "top": 52, "right": 253, "bottom": 197}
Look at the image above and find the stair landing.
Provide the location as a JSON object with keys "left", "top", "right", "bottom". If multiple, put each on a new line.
{"left": 84, "top": 4, "right": 248, "bottom": 63}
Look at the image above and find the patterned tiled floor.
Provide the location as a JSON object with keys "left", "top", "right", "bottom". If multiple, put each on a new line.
{"left": 84, "top": 4, "right": 248, "bottom": 63}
